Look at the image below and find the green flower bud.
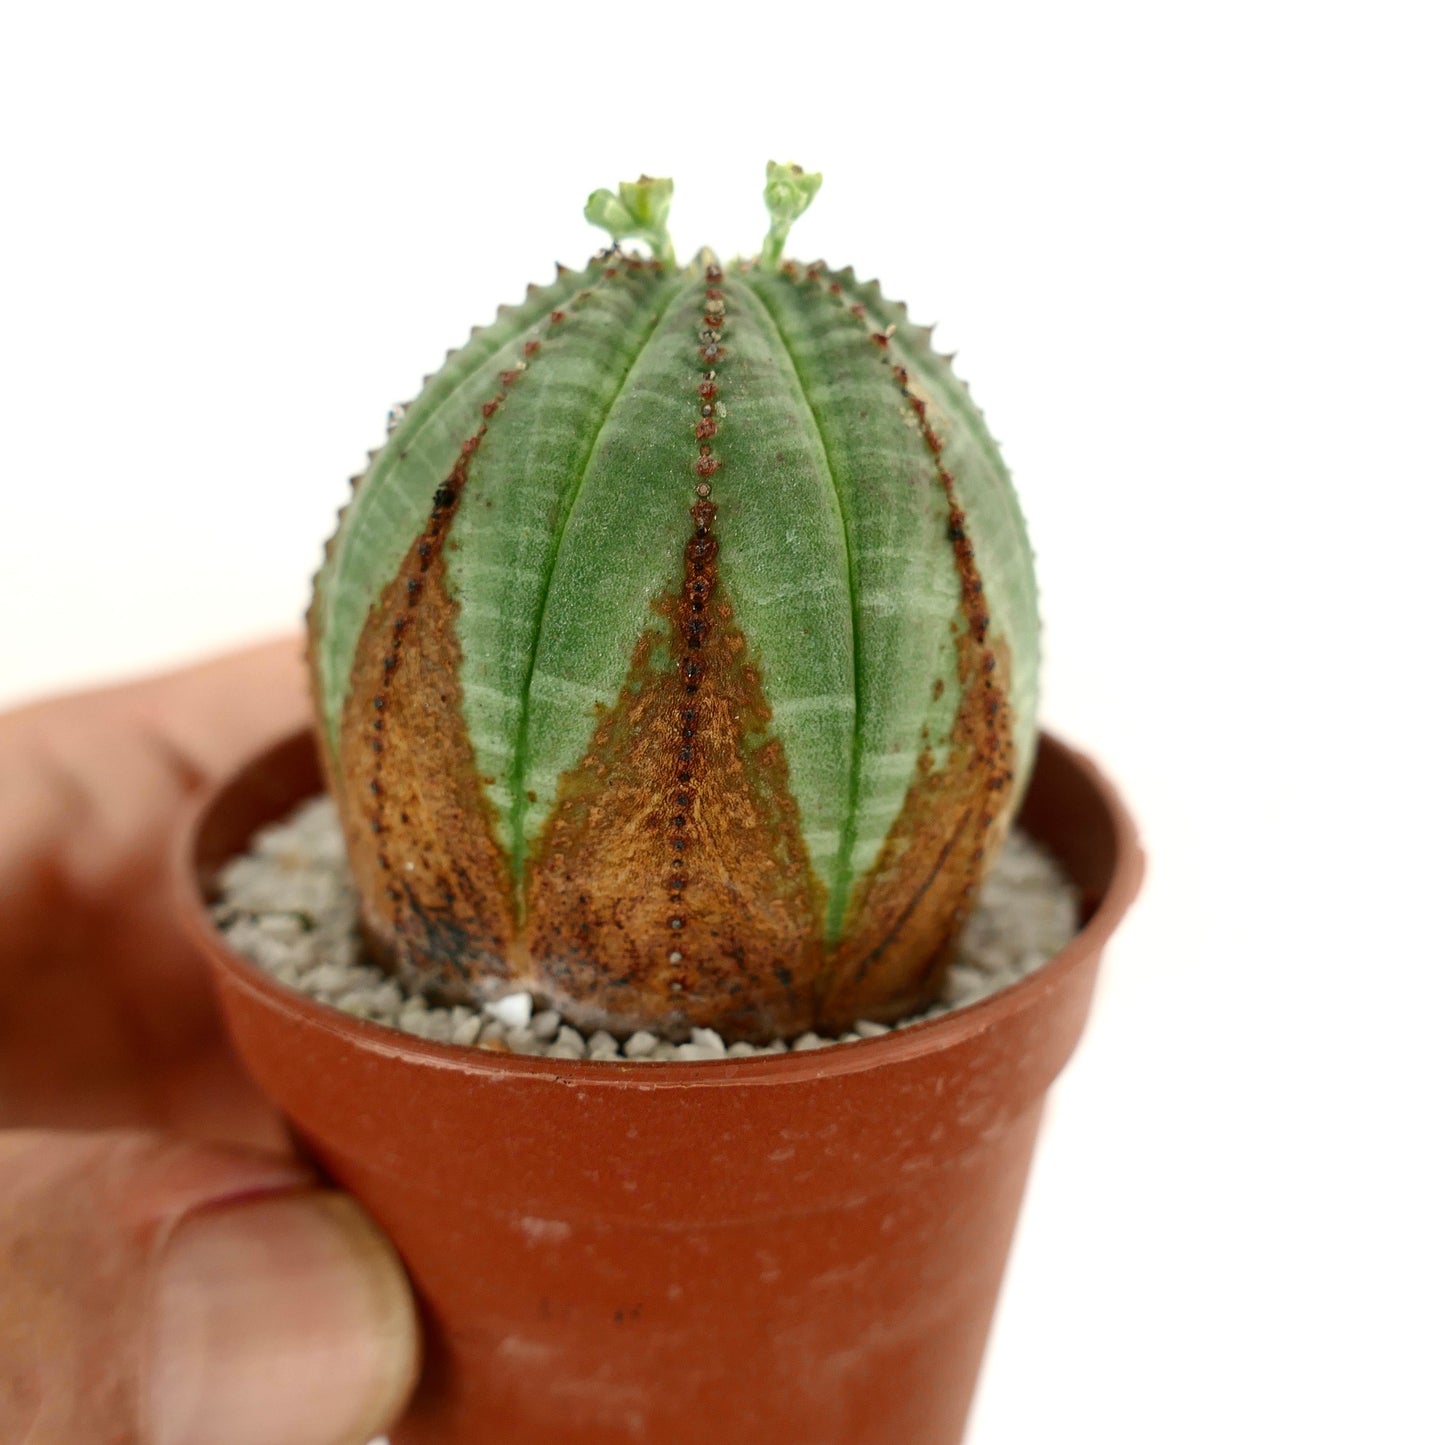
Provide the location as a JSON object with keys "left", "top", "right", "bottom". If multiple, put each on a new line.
{"left": 585, "top": 174, "right": 675, "bottom": 264}
{"left": 761, "top": 161, "right": 823, "bottom": 268}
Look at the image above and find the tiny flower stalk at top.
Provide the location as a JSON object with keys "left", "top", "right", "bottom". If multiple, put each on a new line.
{"left": 308, "top": 167, "right": 1040, "bottom": 1043}
{"left": 760, "top": 161, "right": 822, "bottom": 269}
{"left": 584, "top": 175, "right": 677, "bottom": 266}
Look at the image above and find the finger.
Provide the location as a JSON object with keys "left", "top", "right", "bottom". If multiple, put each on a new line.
{"left": 0, "top": 640, "right": 311, "bottom": 1140}
{"left": 0, "top": 1130, "right": 419, "bottom": 1445}
{"left": 124, "top": 635, "right": 311, "bottom": 781}
{"left": 0, "top": 635, "right": 309, "bottom": 892}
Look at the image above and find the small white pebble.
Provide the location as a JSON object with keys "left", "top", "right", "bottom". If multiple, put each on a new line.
{"left": 727, "top": 1041, "right": 756, "bottom": 1057}
{"left": 546, "top": 1039, "right": 584, "bottom": 1060}
{"left": 255, "top": 914, "right": 305, "bottom": 940}
{"left": 481, "top": 1019, "right": 506, "bottom": 1043}
{"left": 371, "top": 982, "right": 403, "bottom": 1015}
{"left": 588, "top": 1031, "right": 620, "bottom": 1058}
{"left": 970, "top": 946, "right": 1010, "bottom": 975}
{"left": 505, "top": 1027, "right": 543, "bottom": 1056}
{"left": 682, "top": 1031, "right": 726, "bottom": 1060}
{"left": 485, "top": 992, "right": 532, "bottom": 1029}
{"left": 306, "top": 964, "right": 351, "bottom": 996}
{"left": 451, "top": 1015, "right": 483, "bottom": 1047}
{"left": 624, "top": 1031, "right": 659, "bottom": 1059}
{"left": 531, "top": 1010, "right": 561, "bottom": 1041}
{"left": 555, "top": 1026, "right": 585, "bottom": 1054}
{"left": 215, "top": 860, "right": 255, "bottom": 893}
{"left": 854, "top": 1019, "right": 889, "bottom": 1038}
{"left": 249, "top": 937, "right": 297, "bottom": 972}
{"left": 792, "top": 1032, "right": 824, "bottom": 1052}
{"left": 943, "top": 966, "right": 989, "bottom": 1004}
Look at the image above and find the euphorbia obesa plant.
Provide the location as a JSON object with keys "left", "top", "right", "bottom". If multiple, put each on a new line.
{"left": 308, "top": 165, "right": 1039, "bottom": 1043}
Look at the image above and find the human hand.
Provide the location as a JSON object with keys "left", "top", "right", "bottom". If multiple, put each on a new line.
{"left": 0, "top": 641, "right": 420, "bottom": 1444}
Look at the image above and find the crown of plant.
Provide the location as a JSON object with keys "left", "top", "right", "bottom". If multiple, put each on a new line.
{"left": 308, "top": 164, "right": 1040, "bottom": 1043}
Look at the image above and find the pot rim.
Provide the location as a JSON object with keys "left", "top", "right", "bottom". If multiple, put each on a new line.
{"left": 176, "top": 726, "right": 1144, "bottom": 1093}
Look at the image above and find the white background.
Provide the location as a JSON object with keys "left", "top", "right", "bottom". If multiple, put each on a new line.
{"left": 3, "top": 2, "right": 1442, "bottom": 1441}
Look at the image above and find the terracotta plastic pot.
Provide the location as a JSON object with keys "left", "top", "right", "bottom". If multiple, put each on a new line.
{"left": 178, "top": 728, "right": 1142, "bottom": 1445}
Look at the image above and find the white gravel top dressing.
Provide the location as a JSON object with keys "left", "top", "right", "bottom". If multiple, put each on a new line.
{"left": 214, "top": 797, "right": 1078, "bottom": 1061}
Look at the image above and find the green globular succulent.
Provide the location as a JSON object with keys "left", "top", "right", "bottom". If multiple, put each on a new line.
{"left": 308, "top": 165, "right": 1040, "bottom": 1044}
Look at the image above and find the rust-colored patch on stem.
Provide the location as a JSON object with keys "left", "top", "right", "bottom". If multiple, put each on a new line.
{"left": 522, "top": 569, "right": 826, "bottom": 1043}
{"left": 806, "top": 276, "right": 1018, "bottom": 1031}
{"left": 334, "top": 374, "right": 536, "bottom": 1003}
{"left": 523, "top": 264, "right": 826, "bottom": 1042}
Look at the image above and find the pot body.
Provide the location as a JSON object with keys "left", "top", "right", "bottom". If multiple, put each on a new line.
{"left": 180, "top": 730, "right": 1142, "bottom": 1445}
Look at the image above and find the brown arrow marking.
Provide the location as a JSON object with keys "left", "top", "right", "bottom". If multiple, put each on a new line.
{"left": 791, "top": 268, "right": 1016, "bottom": 1031}
{"left": 522, "top": 262, "right": 827, "bottom": 1043}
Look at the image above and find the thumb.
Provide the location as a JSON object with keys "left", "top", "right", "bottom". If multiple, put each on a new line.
{"left": 0, "top": 1130, "right": 419, "bottom": 1445}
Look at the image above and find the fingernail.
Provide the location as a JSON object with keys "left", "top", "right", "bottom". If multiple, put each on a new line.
{"left": 144, "top": 1191, "right": 419, "bottom": 1445}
